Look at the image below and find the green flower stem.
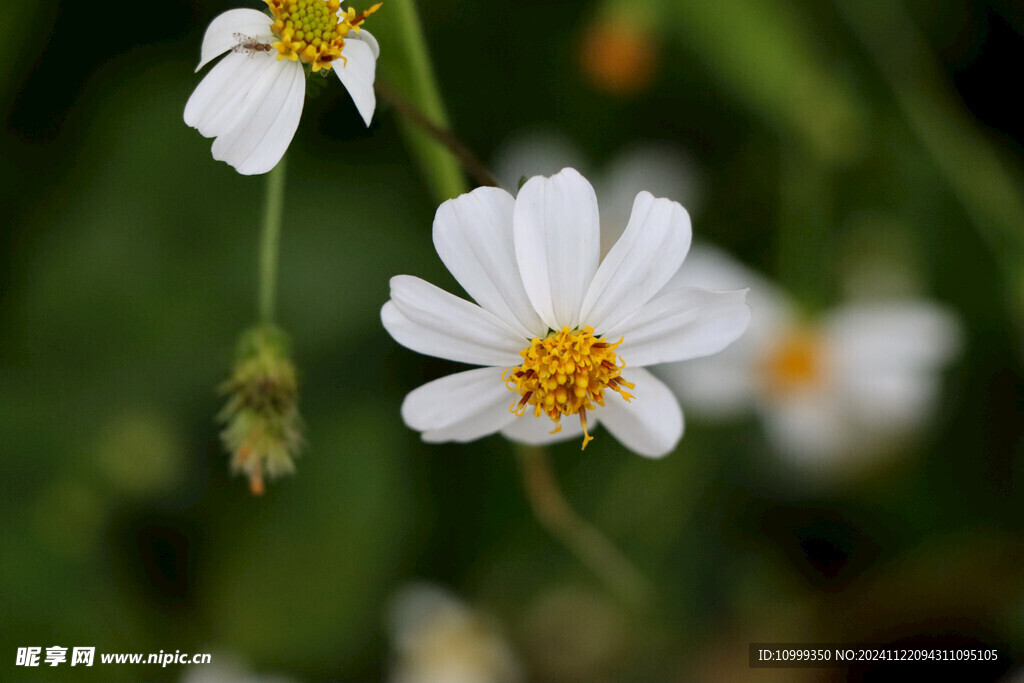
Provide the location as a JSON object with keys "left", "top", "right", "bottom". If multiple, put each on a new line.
{"left": 373, "top": 0, "right": 468, "bottom": 203}
{"left": 258, "top": 157, "right": 287, "bottom": 325}
{"left": 515, "top": 444, "right": 654, "bottom": 608}
{"left": 835, "top": 0, "right": 1024, "bottom": 280}
{"left": 375, "top": 83, "right": 501, "bottom": 190}
{"left": 657, "top": 0, "right": 866, "bottom": 164}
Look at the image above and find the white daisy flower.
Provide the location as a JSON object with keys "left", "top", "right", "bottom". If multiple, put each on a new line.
{"left": 492, "top": 128, "right": 703, "bottom": 251}
{"left": 184, "top": 0, "right": 381, "bottom": 175}
{"left": 381, "top": 168, "right": 751, "bottom": 458}
{"left": 387, "top": 584, "right": 523, "bottom": 683}
{"left": 660, "top": 245, "right": 963, "bottom": 465}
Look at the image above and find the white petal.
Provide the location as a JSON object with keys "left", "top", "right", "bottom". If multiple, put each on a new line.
{"left": 388, "top": 584, "right": 468, "bottom": 652}
{"left": 671, "top": 243, "right": 793, "bottom": 337}
{"left": 500, "top": 411, "right": 586, "bottom": 446}
{"left": 335, "top": 33, "right": 378, "bottom": 126}
{"left": 491, "top": 128, "right": 590, "bottom": 194}
{"left": 827, "top": 302, "right": 962, "bottom": 371}
{"left": 597, "top": 368, "right": 683, "bottom": 458}
{"left": 433, "top": 187, "right": 547, "bottom": 339}
{"left": 580, "top": 192, "right": 693, "bottom": 332}
{"left": 760, "top": 395, "right": 851, "bottom": 463}
{"left": 353, "top": 28, "right": 380, "bottom": 58}
{"left": 196, "top": 9, "right": 275, "bottom": 72}
{"left": 382, "top": 276, "right": 526, "bottom": 366}
{"left": 649, "top": 246, "right": 782, "bottom": 422}
{"left": 655, "top": 357, "right": 756, "bottom": 418}
{"left": 669, "top": 243, "right": 761, "bottom": 291}
{"left": 608, "top": 287, "right": 751, "bottom": 367}
{"left": 843, "top": 369, "right": 939, "bottom": 431}
{"left": 513, "top": 168, "right": 601, "bottom": 330}
{"left": 401, "top": 367, "right": 517, "bottom": 442}
{"left": 595, "top": 144, "right": 702, "bottom": 248}
{"left": 185, "top": 51, "right": 272, "bottom": 139}
{"left": 819, "top": 302, "right": 960, "bottom": 445}
{"left": 210, "top": 59, "right": 305, "bottom": 175}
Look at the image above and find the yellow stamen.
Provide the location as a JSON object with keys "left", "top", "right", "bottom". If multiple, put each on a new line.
{"left": 760, "top": 327, "right": 825, "bottom": 394}
{"left": 505, "top": 326, "right": 633, "bottom": 450}
{"left": 264, "top": 0, "right": 381, "bottom": 73}
{"left": 579, "top": 407, "right": 594, "bottom": 449}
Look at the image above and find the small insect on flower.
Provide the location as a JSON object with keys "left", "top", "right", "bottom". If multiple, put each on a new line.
{"left": 184, "top": 1, "right": 382, "bottom": 175}
{"left": 381, "top": 168, "right": 752, "bottom": 458}
{"left": 230, "top": 32, "right": 273, "bottom": 54}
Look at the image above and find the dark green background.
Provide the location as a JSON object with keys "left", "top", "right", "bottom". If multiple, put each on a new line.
{"left": 3, "top": 0, "right": 1024, "bottom": 679}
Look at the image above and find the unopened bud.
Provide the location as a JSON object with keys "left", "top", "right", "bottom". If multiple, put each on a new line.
{"left": 218, "top": 325, "right": 304, "bottom": 495}
{"left": 579, "top": 11, "right": 658, "bottom": 97}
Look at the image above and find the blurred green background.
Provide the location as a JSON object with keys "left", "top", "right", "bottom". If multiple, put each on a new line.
{"left": 3, "top": 0, "right": 1024, "bottom": 680}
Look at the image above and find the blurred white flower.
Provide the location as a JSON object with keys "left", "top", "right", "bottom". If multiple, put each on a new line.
{"left": 180, "top": 653, "right": 295, "bottom": 683}
{"left": 387, "top": 584, "right": 522, "bottom": 683}
{"left": 381, "top": 168, "right": 750, "bottom": 457}
{"left": 660, "top": 245, "right": 963, "bottom": 465}
{"left": 492, "top": 129, "right": 703, "bottom": 250}
{"left": 184, "top": 1, "right": 380, "bottom": 175}
{"left": 492, "top": 129, "right": 589, "bottom": 191}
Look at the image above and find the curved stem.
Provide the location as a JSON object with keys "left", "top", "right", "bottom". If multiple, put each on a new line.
{"left": 258, "top": 157, "right": 287, "bottom": 325}
{"left": 515, "top": 444, "right": 654, "bottom": 608}
{"left": 376, "top": 82, "right": 501, "bottom": 191}
{"left": 373, "top": 0, "right": 468, "bottom": 202}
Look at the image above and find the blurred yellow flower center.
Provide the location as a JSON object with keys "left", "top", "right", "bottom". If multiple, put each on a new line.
{"left": 504, "top": 326, "right": 634, "bottom": 450}
{"left": 761, "top": 328, "right": 825, "bottom": 394}
{"left": 265, "top": 0, "right": 381, "bottom": 72}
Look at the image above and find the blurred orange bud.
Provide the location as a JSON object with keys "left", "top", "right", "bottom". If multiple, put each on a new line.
{"left": 579, "top": 14, "right": 658, "bottom": 96}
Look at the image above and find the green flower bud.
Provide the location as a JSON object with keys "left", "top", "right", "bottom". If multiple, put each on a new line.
{"left": 218, "top": 325, "right": 304, "bottom": 495}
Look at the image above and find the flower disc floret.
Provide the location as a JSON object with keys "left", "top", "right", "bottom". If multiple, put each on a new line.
{"left": 266, "top": 0, "right": 380, "bottom": 72}
{"left": 760, "top": 328, "right": 825, "bottom": 395}
{"left": 505, "top": 326, "right": 635, "bottom": 449}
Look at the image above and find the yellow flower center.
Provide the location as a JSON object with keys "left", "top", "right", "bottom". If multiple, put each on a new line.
{"left": 504, "top": 326, "right": 634, "bottom": 450}
{"left": 265, "top": 0, "right": 381, "bottom": 72}
{"left": 760, "top": 328, "right": 826, "bottom": 394}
